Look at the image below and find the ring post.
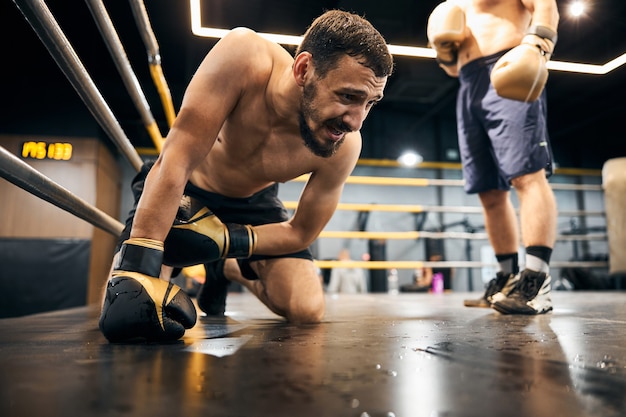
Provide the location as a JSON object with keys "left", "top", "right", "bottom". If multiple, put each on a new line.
{"left": 603, "top": 157, "right": 626, "bottom": 289}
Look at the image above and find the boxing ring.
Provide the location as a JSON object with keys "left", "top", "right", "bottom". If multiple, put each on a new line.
{"left": 2, "top": 1, "right": 626, "bottom": 416}
{"left": 5, "top": 0, "right": 617, "bottom": 286}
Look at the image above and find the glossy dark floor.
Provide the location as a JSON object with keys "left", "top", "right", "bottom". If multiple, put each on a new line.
{"left": 1, "top": 291, "right": 625, "bottom": 417}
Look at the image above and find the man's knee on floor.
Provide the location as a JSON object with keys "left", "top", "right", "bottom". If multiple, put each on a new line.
{"left": 281, "top": 292, "right": 325, "bottom": 324}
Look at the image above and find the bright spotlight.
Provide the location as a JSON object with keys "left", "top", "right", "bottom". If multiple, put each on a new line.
{"left": 569, "top": 1, "right": 585, "bottom": 17}
{"left": 397, "top": 151, "right": 423, "bottom": 167}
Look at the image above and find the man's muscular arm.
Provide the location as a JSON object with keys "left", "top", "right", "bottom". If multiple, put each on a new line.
{"left": 521, "top": 0, "right": 559, "bottom": 58}
{"left": 130, "top": 29, "right": 257, "bottom": 243}
{"left": 489, "top": 0, "right": 560, "bottom": 102}
{"left": 100, "top": 30, "right": 268, "bottom": 342}
{"left": 521, "top": 0, "right": 559, "bottom": 31}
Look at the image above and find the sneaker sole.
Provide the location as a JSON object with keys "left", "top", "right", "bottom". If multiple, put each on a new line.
{"left": 491, "top": 302, "right": 553, "bottom": 315}
{"left": 463, "top": 299, "right": 491, "bottom": 308}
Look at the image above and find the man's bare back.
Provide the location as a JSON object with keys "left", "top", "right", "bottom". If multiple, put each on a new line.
{"left": 184, "top": 29, "right": 372, "bottom": 199}
{"left": 133, "top": 24, "right": 387, "bottom": 250}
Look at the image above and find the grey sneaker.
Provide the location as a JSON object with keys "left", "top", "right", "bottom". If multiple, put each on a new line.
{"left": 464, "top": 272, "right": 519, "bottom": 308}
{"left": 492, "top": 269, "right": 553, "bottom": 315}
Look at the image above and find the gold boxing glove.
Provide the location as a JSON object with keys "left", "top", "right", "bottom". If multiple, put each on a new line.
{"left": 491, "top": 25, "right": 557, "bottom": 102}
{"left": 427, "top": 1, "right": 468, "bottom": 68}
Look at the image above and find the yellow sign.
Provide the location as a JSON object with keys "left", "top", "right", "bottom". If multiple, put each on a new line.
{"left": 21, "top": 141, "right": 73, "bottom": 161}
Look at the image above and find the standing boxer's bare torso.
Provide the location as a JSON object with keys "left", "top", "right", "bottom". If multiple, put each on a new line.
{"left": 455, "top": 0, "right": 531, "bottom": 68}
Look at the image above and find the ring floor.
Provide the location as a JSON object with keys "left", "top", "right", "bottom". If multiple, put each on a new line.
{"left": 1, "top": 291, "right": 625, "bottom": 417}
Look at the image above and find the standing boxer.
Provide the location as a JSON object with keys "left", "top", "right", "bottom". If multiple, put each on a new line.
{"left": 99, "top": 10, "right": 394, "bottom": 342}
{"left": 427, "top": 0, "right": 559, "bottom": 314}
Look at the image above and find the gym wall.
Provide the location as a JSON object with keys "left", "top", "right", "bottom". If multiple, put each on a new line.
{"left": 0, "top": 135, "right": 120, "bottom": 318}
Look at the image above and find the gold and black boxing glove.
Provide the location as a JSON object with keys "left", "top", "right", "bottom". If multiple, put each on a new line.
{"left": 99, "top": 238, "right": 197, "bottom": 343}
{"left": 163, "top": 194, "right": 257, "bottom": 268}
{"left": 490, "top": 25, "right": 557, "bottom": 102}
{"left": 427, "top": 1, "right": 468, "bottom": 70}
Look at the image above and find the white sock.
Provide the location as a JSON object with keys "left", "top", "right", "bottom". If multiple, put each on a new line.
{"left": 525, "top": 254, "right": 549, "bottom": 274}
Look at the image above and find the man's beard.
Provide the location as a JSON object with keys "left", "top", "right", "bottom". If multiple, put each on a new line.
{"left": 299, "top": 83, "right": 346, "bottom": 158}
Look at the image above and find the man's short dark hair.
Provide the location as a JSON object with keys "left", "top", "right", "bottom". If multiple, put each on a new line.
{"left": 296, "top": 10, "right": 394, "bottom": 79}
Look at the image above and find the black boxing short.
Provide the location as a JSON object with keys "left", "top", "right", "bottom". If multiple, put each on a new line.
{"left": 117, "top": 161, "right": 313, "bottom": 280}
{"left": 456, "top": 50, "right": 554, "bottom": 194}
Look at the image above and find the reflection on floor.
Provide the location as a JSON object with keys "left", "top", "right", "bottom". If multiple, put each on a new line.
{"left": 1, "top": 291, "right": 625, "bottom": 417}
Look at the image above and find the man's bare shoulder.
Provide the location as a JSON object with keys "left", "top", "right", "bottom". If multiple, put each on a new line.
{"left": 215, "top": 28, "right": 293, "bottom": 74}
{"left": 186, "top": 27, "right": 294, "bottom": 111}
{"left": 221, "top": 27, "right": 272, "bottom": 52}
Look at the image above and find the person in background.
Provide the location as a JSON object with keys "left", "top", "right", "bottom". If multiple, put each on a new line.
{"left": 327, "top": 248, "right": 368, "bottom": 294}
{"left": 408, "top": 253, "right": 455, "bottom": 292}
{"left": 427, "top": 0, "right": 559, "bottom": 314}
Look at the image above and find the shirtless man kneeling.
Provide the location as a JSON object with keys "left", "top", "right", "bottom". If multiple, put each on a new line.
{"left": 99, "top": 10, "right": 394, "bottom": 342}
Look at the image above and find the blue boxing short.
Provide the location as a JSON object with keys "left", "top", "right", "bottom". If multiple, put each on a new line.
{"left": 117, "top": 161, "right": 313, "bottom": 280}
{"left": 456, "top": 49, "right": 554, "bottom": 194}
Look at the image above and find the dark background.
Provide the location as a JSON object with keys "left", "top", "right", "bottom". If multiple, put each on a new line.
{"left": 3, "top": 0, "right": 626, "bottom": 169}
